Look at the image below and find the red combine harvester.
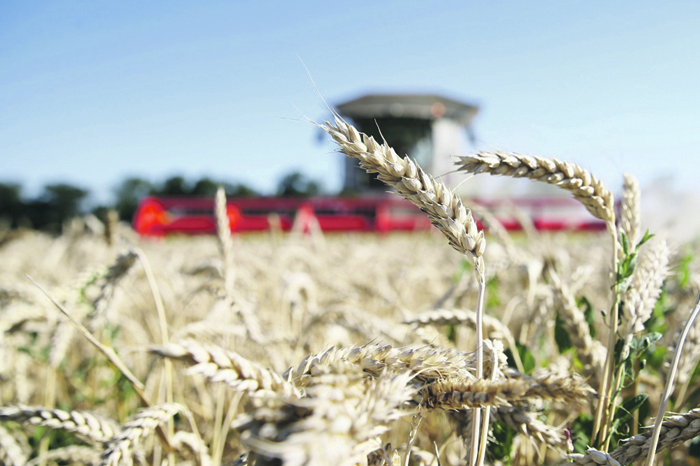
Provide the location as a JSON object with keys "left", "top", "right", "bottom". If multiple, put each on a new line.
{"left": 133, "top": 94, "right": 607, "bottom": 237}
{"left": 132, "top": 195, "right": 606, "bottom": 237}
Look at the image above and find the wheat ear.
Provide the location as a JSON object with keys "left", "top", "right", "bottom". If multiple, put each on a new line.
{"left": 0, "top": 405, "right": 117, "bottom": 445}
{"left": 620, "top": 239, "right": 669, "bottom": 337}
{"left": 88, "top": 249, "right": 138, "bottom": 329}
{"left": 0, "top": 424, "right": 28, "bottom": 466}
{"left": 566, "top": 406, "right": 700, "bottom": 464}
{"left": 611, "top": 408, "right": 700, "bottom": 464}
{"left": 321, "top": 116, "right": 486, "bottom": 267}
{"left": 455, "top": 151, "right": 615, "bottom": 224}
{"left": 404, "top": 308, "right": 523, "bottom": 373}
{"left": 566, "top": 447, "right": 621, "bottom": 465}
{"left": 240, "top": 370, "right": 414, "bottom": 466}
{"left": 421, "top": 372, "right": 595, "bottom": 410}
{"left": 497, "top": 406, "right": 566, "bottom": 448}
{"left": 618, "top": 173, "right": 641, "bottom": 255}
{"left": 27, "top": 446, "right": 101, "bottom": 466}
{"left": 289, "top": 342, "right": 477, "bottom": 382}
{"left": 100, "top": 403, "right": 183, "bottom": 466}
{"left": 232, "top": 451, "right": 252, "bottom": 465}
{"left": 171, "top": 430, "right": 213, "bottom": 466}
{"left": 150, "top": 339, "right": 298, "bottom": 397}
{"left": 215, "top": 186, "right": 235, "bottom": 296}
{"left": 551, "top": 276, "right": 605, "bottom": 379}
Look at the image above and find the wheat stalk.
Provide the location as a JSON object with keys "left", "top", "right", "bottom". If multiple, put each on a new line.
{"left": 476, "top": 338, "right": 503, "bottom": 464}
{"left": 0, "top": 405, "right": 117, "bottom": 445}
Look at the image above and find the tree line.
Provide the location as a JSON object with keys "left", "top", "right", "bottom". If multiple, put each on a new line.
{"left": 0, "top": 172, "right": 322, "bottom": 233}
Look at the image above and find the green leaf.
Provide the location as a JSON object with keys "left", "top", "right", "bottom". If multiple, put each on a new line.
{"left": 689, "top": 437, "right": 700, "bottom": 458}
{"left": 679, "top": 249, "right": 694, "bottom": 289}
{"left": 610, "top": 395, "right": 650, "bottom": 449}
{"left": 623, "top": 357, "right": 635, "bottom": 383}
{"left": 647, "top": 346, "right": 668, "bottom": 371}
{"left": 643, "top": 288, "right": 668, "bottom": 334}
{"left": 617, "top": 253, "right": 637, "bottom": 285}
{"left": 570, "top": 413, "right": 593, "bottom": 454}
{"left": 578, "top": 296, "right": 597, "bottom": 339}
{"left": 504, "top": 344, "right": 535, "bottom": 374}
{"left": 614, "top": 338, "right": 626, "bottom": 365}
{"left": 486, "top": 276, "right": 501, "bottom": 309}
{"left": 516, "top": 342, "right": 536, "bottom": 375}
{"left": 629, "top": 332, "right": 661, "bottom": 353}
{"left": 446, "top": 324, "right": 457, "bottom": 344}
{"left": 487, "top": 420, "right": 516, "bottom": 463}
{"left": 636, "top": 230, "right": 654, "bottom": 249}
{"left": 620, "top": 230, "right": 630, "bottom": 255}
{"left": 452, "top": 258, "right": 470, "bottom": 283}
{"left": 614, "top": 394, "right": 648, "bottom": 426}
{"left": 554, "top": 313, "right": 573, "bottom": 353}
{"left": 638, "top": 395, "right": 650, "bottom": 426}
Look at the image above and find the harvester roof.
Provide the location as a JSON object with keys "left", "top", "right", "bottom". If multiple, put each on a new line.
{"left": 336, "top": 93, "right": 478, "bottom": 126}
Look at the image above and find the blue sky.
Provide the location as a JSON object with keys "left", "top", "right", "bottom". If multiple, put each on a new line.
{"left": 2, "top": 1, "right": 699, "bottom": 204}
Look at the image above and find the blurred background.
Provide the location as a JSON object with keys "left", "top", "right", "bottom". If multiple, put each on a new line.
{"left": 2, "top": 1, "right": 699, "bottom": 235}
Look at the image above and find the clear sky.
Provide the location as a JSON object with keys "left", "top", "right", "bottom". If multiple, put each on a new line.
{"left": 2, "top": 1, "right": 699, "bottom": 205}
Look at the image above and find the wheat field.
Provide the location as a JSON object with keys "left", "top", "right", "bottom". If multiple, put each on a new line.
{"left": 0, "top": 117, "right": 699, "bottom": 465}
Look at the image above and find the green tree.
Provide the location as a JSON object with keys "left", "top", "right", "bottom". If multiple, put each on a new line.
{"left": 113, "top": 177, "right": 154, "bottom": 221}
{"left": 223, "top": 182, "right": 258, "bottom": 198}
{"left": 0, "top": 183, "right": 24, "bottom": 227}
{"left": 27, "top": 183, "right": 89, "bottom": 232}
{"left": 190, "top": 177, "right": 219, "bottom": 196}
{"left": 156, "top": 176, "right": 190, "bottom": 196}
{"left": 276, "top": 172, "right": 322, "bottom": 197}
